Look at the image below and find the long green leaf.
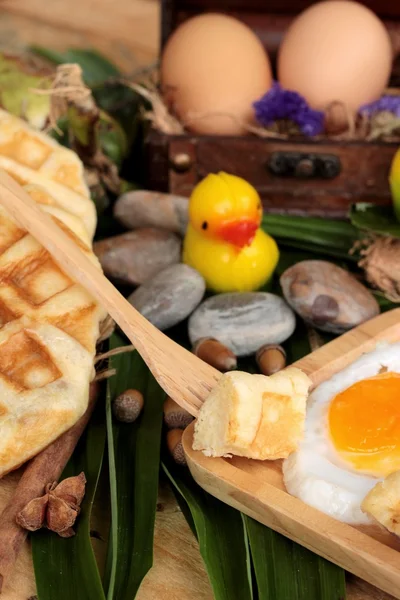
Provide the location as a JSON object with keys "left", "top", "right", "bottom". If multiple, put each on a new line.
{"left": 350, "top": 203, "right": 400, "bottom": 237}
{"left": 244, "top": 517, "right": 346, "bottom": 600}
{"left": 31, "top": 47, "right": 121, "bottom": 86}
{"left": 262, "top": 213, "right": 360, "bottom": 255}
{"left": 30, "top": 46, "right": 140, "bottom": 138}
{"left": 283, "top": 317, "right": 313, "bottom": 365}
{"left": 276, "top": 248, "right": 357, "bottom": 281}
{"left": 104, "top": 334, "right": 165, "bottom": 599}
{"left": 162, "top": 461, "right": 254, "bottom": 600}
{"left": 276, "top": 239, "right": 358, "bottom": 262}
{"left": 105, "top": 383, "right": 118, "bottom": 600}
{"left": 32, "top": 399, "right": 106, "bottom": 600}
{"left": 166, "top": 315, "right": 346, "bottom": 600}
{"left": 245, "top": 319, "right": 346, "bottom": 600}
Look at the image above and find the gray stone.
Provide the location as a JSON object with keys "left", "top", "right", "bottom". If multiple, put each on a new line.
{"left": 94, "top": 228, "right": 181, "bottom": 286}
{"left": 114, "top": 190, "right": 189, "bottom": 236}
{"left": 129, "top": 264, "right": 206, "bottom": 330}
{"left": 188, "top": 292, "right": 296, "bottom": 356}
{"left": 280, "top": 260, "right": 380, "bottom": 333}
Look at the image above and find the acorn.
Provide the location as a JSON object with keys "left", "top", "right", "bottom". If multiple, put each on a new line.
{"left": 256, "top": 344, "right": 286, "bottom": 376}
{"left": 112, "top": 389, "right": 144, "bottom": 422}
{"left": 193, "top": 337, "right": 237, "bottom": 372}
{"left": 163, "top": 396, "right": 194, "bottom": 429}
{"left": 167, "top": 429, "right": 187, "bottom": 466}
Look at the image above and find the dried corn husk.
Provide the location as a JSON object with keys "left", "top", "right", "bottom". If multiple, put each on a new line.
{"left": 358, "top": 235, "right": 400, "bottom": 301}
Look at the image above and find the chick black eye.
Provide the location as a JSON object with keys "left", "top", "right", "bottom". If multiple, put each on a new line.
{"left": 201, "top": 221, "right": 208, "bottom": 230}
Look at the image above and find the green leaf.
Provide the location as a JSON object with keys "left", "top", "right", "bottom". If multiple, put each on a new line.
{"left": 0, "top": 53, "right": 51, "bottom": 128}
{"left": 350, "top": 203, "right": 400, "bottom": 238}
{"left": 276, "top": 239, "right": 358, "bottom": 262}
{"left": 104, "top": 334, "right": 165, "bottom": 599}
{"left": 93, "top": 83, "right": 143, "bottom": 149}
{"left": 30, "top": 47, "right": 67, "bottom": 64}
{"left": 105, "top": 383, "right": 118, "bottom": 600}
{"left": 31, "top": 47, "right": 141, "bottom": 154}
{"left": 283, "top": 317, "right": 313, "bottom": 365}
{"left": 164, "top": 316, "right": 346, "bottom": 600}
{"left": 276, "top": 246, "right": 357, "bottom": 280}
{"left": 248, "top": 316, "right": 346, "bottom": 600}
{"left": 32, "top": 399, "right": 106, "bottom": 600}
{"left": 31, "top": 47, "right": 121, "bottom": 86}
{"left": 244, "top": 517, "right": 346, "bottom": 600}
{"left": 162, "top": 461, "right": 254, "bottom": 600}
{"left": 250, "top": 322, "right": 345, "bottom": 600}
{"left": 98, "top": 111, "right": 128, "bottom": 166}
{"left": 262, "top": 213, "right": 360, "bottom": 257}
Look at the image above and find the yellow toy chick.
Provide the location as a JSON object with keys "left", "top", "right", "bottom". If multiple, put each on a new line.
{"left": 183, "top": 172, "right": 279, "bottom": 292}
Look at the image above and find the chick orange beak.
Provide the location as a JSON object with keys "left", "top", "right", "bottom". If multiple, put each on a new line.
{"left": 217, "top": 219, "right": 258, "bottom": 248}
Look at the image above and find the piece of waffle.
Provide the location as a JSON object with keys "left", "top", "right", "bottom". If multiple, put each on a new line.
{"left": 0, "top": 109, "right": 106, "bottom": 476}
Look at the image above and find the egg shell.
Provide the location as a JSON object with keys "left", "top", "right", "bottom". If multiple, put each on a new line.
{"left": 278, "top": 0, "right": 392, "bottom": 125}
{"left": 161, "top": 13, "right": 273, "bottom": 135}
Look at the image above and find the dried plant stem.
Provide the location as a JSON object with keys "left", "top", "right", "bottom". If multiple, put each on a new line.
{"left": 95, "top": 344, "right": 135, "bottom": 364}
{"left": 367, "top": 112, "right": 400, "bottom": 141}
{"left": 31, "top": 65, "right": 120, "bottom": 192}
{"left": 358, "top": 235, "right": 400, "bottom": 301}
{"left": 122, "top": 71, "right": 400, "bottom": 141}
{"left": 128, "top": 81, "right": 289, "bottom": 139}
{"left": 0, "top": 382, "right": 99, "bottom": 593}
{"left": 30, "top": 64, "right": 92, "bottom": 131}
{"left": 94, "top": 368, "right": 117, "bottom": 382}
{"left": 128, "top": 82, "right": 184, "bottom": 135}
{"left": 182, "top": 110, "right": 289, "bottom": 139}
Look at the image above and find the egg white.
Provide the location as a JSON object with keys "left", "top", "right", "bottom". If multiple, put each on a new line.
{"left": 283, "top": 342, "right": 400, "bottom": 524}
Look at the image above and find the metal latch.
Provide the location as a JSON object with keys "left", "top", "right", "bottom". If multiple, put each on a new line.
{"left": 267, "top": 152, "right": 341, "bottom": 179}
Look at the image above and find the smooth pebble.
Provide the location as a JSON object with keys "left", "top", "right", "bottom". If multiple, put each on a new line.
{"left": 114, "top": 190, "right": 189, "bottom": 236}
{"left": 94, "top": 228, "right": 181, "bottom": 286}
{"left": 188, "top": 292, "right": 296, "bottom": 356}
{"left": 129, "top": 264, "right": 206, "bottom": 330}
{"left": 280, "top": 260, "right": 380, "bottom": 333}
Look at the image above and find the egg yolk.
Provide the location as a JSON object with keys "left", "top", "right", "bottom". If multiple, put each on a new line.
{"left": 329, "top": 372, "right": 400, "bottom": 477}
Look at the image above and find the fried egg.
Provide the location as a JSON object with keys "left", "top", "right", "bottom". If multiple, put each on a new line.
{"left": 283, "top": 342, "right": 400, "bottom": 524}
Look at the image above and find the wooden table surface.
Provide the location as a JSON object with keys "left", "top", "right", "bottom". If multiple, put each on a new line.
{"left": 0, "top": 2, "right": 396, "bottom": 599}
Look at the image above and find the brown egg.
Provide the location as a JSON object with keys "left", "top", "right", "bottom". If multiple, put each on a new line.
{"left": 161, "top": 13, "right": 272, "bottom": 135}
{"left": 278, "top": 1, "right": 393, "bottom": 129}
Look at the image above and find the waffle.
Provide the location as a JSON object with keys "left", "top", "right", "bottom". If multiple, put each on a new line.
{"left": 0, "top": 109, "right": 106, "bottom": 477}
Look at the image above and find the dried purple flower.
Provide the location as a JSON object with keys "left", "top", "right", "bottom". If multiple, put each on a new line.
{"left": 253, "top": 82, "right": 324, "bottom": 137}
{"left": 360, "top": 95, "right": 400, "bottom": 118}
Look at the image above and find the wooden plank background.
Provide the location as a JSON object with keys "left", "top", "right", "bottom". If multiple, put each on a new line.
{"left": 0, "top": 0, "right": 160, "bottom": 72}
{"left": 0, "top": 1, "right": 396, "bottom": 598}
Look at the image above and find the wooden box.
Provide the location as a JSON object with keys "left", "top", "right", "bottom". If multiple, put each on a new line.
{"left": 144, "top": 0, "right": 400, "bottom": 217}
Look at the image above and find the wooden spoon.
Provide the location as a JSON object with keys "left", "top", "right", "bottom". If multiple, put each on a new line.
{"left": 0, "top": 169, "right": 220, "bottom": 416}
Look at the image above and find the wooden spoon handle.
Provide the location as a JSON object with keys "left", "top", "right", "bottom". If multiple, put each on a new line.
{"left": 0, "top": 169, "right": 160, "bottom": 364}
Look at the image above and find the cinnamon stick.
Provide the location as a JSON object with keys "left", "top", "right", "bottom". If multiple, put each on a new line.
{"left": 0, "top": 381, "right": 99, "bottom": 593}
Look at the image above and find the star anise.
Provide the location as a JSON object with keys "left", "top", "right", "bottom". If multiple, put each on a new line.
{"left": 16, "top": 472, "right": 86, "bottom": 538}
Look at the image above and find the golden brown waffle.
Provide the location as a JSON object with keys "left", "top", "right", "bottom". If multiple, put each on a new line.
{"left": 0, "top": 109, "right": 105, "bottom": 477}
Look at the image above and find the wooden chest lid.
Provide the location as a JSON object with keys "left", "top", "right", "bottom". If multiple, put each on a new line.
{"left": 163, "top": 0, "right": 400, "bottom": 16}
{"left": 161, "top": 0, "right": 400, "bottom": 70}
